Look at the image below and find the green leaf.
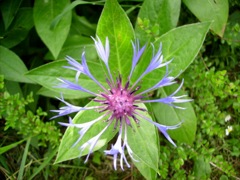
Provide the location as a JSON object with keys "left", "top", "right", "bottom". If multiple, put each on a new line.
{"left": 133, "top": 162, "right": 157, "bottom": 180}
{"left": 193, "top": 156, "right": 211, "bottom": 179}
{"left": 0, "top": 46, "right": 33, "bottom": 83}
{"left": 96, "top": 0, "right": 135, "bottom": 81}
{"left": 25, "top": 60, "right": 106, "bottom": 99}
{"left": 159, "top": 22, "right": 211, "bottom": 76}
{"left": 44, "top": 35, "right": 97, "bottom": 61}
{"left": 132, "top": 22, "right": 211, "bottom": 92}
{"left": 37, "top": 87, "right": 74, "bottom": 99}
{"left": 183, "top": 0, "right": 228, "bottom": 37}
{"left": 33, "top": 0, "right": 72, "bottom": 59}
{"left": 50, "top": 0, "right": 103, "bottom": 30}
{"left": 151, "top": 84, "right": 197, "bottom": 145}
{"left": 0, "top": 139, "right": 25, "bottom": 155}
{"left": 127, "top": 103, "right": 159, "bottom": 179}
{"left": 223, "top": 10, "right": 240, "bottom": 46}
{"left": 55, "top": 101, "right": 118, "bottom": 164}
{"left": 5, "top": 80, "right": 23, "bottom": 96}
{"left": 135, "top": 0, "right": 181, "bottom": 42}
{"left": 0, "top": 0, "right": 22, "bottom": 30}
{"left": 159, "top": 22, "right": 211, "bottom": 75}
{"left": 220, "top": 175, "right": 229, "bottom": 180}
{"left": 71, "top": 13, "right": 96, "bottom": 36}
{"left": 0, "top": 8, "right": 34, "bottom": 48}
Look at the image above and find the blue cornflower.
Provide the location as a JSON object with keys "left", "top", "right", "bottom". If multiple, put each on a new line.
{"left": 52, "top": 36, "right": 191, "bottom": 170}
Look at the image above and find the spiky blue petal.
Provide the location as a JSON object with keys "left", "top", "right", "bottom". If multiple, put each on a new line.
{"left": 57, "top": 78, "right": 98, "bottom": 96}
{"left": 135, "top": 112, "right": 182, "bottom": 147}
{"left": 51, "top": 95, "right": 85, "bottom": 119}
{"left": 129, "top": 40, "right": 146, "bottom": 79}
{"left": 59, "top": 114, "right": 108, "bottom": 147}
{"left": 80, "top": 122, "right": 112, "bottom": 163}
{"left": 92, "top": 36, "right": 113, "bottom": 82}
{"left": 141, "top": 80, "right": 192, "bottom": 109}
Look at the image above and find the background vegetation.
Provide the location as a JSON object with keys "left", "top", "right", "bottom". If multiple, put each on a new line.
{"left": 0, "top": 0, "right": 239, "bottom": 179}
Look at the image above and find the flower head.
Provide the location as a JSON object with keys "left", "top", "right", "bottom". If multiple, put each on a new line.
{"left": 225, "top": 126, "right": 233, "bottom": 136}
{"left": 52, "top": 36, "right": 191, "bottom": 170}
{"left": 225, "top": 115, "right": 231, "bottom": 122}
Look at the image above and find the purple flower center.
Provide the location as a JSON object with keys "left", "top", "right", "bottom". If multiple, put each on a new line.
{"left": 95, "top": 76, "right": 143, "bottom": 127}
{"left": 107, "top": 84, "right": 135, "bottom": 119}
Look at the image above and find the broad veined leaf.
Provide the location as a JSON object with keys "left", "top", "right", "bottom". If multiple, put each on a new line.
{"left": 0, "top": 8, "right": 34, "bottom": 48}
{"left": 158, "top": 22, "right": 211, "bottom": 76}
{"left": 96, "top": 0, "right": 135, "bottom": 81}
{"left": 44, "top": 35, "right": 97, "bottom": 61}
{"left": 133, "top": 160, "right": 157, "bottom": 180}
{"left": 127, "top": 103, "right": 159, "bottom": 179}
{"left": 50, "top": 0, "right": 103, "bottom": 30}
{"left": 183, "top": 0, "right": 228, "bottom": 37}
{"left": 71, "top": 13, "right": 96, "bottom": 36}
{"left": 131, "top": 22, "right": 211, "bottom": 92}
{"left": 5, "top": 80, "right": 23, "bottom": 96}
{"left": 0, "top": 46, "right": 33, "bottom": 83}
{"left": 135, "top": 0, "right": 181, "bottom": 42}
{"left": 37, "top": 87, "right": 75, "bottom": 99}
{"left": 25, "top": 60, "right": 107, "bottom": 99}
{"left": 55, "top": 100, "right": 118, "bottom": 163}
{"left": 0, "top": 0, "right": 22, "bottom": 30}
{"left": 33, "top": 0, "right": 72, "bottom": 59}
{"left": 151, "top": 84, "right": 197, "bottom": 145}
